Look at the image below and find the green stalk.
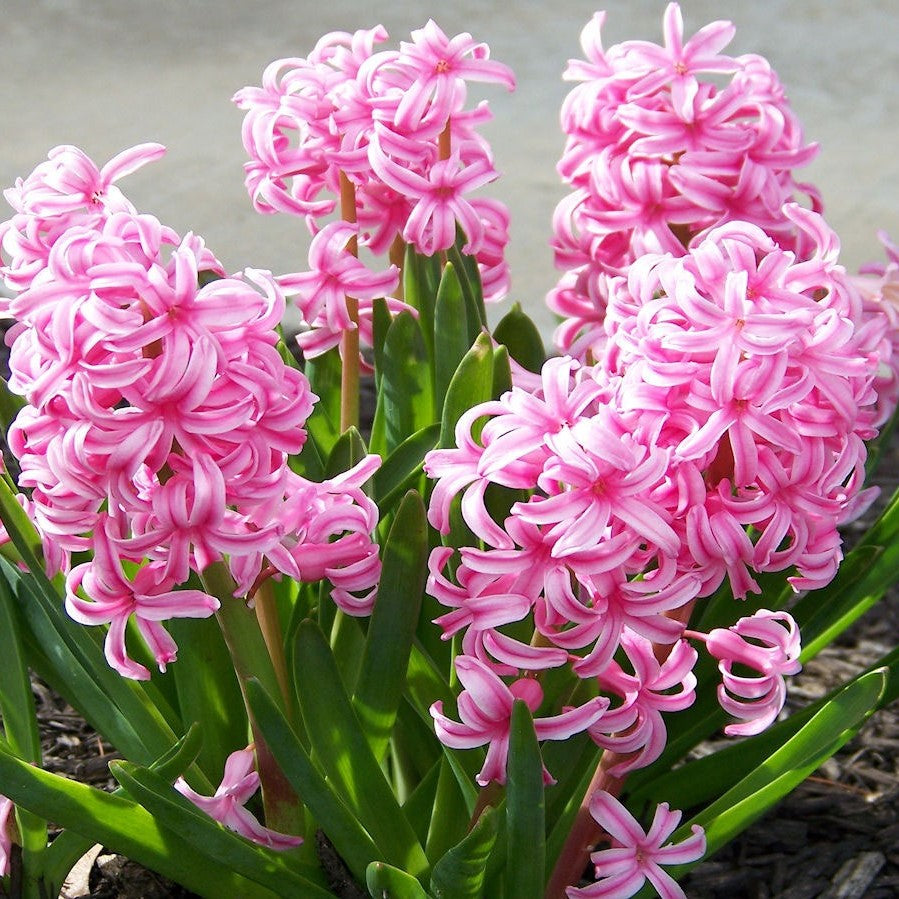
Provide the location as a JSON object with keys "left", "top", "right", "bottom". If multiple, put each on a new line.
{"left": 339, "top": 170, "right": 360, "bottom": 433}
{"left": 202, "top": 562, "right": 304, "bottom": 839}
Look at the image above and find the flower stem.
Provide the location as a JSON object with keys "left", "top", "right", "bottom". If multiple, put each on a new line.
{"left": 389, "top": 233, "right": 406, "bottom": 300}
{"left": 253, "top": 579, "right": 294, "bottom": 721}
{"left": 544, "top": 753, "right": 627, "bottom": 899}
{"left": 339, "top": 170, "right": 360, "bottom": 433}
{"left": 203, "top": 562, "right": 304, "bottom": 838}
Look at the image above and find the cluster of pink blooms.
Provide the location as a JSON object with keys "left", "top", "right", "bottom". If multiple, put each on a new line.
{"left": 549, "top": 3, "right": 823, "bottom": 360}
{"left": 425, "top": 203, "right": 890, "bottom": 788}
{"left": 233, "top": 20, "right": 515, "bottom": 360}
{"left": 423, "top": 7, "right": 899, "bottom": 871}
{"left": 0, "top": 143, "right": 381, "bottom": 680}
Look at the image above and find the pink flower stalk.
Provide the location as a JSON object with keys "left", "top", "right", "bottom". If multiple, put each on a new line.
{"left": 0, "top": 796, "right": 13, "bottom": 877}
{"left": 689, "top": 610, "right": 802, "bottom": 736}
{"left": 174, "top": 746, "right": 302, "bottom": 850}
{"left": 2, "top": 144, "right": 385, "bottom": 677}
{"left": 234, "top": 22, "right": 514, "bottom": 300}
{"left": 430, "top": 655, "right": 608, "bottom": 786}
{"left": 566, "top": 791, "right": 705, "bottom": 899}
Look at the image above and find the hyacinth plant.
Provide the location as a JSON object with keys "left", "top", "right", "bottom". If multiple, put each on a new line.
{"left": 0, "top": 7, "right": 898, "bottom": 899}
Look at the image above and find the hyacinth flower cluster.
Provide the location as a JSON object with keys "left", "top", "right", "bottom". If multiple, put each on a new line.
{"left": 233, "top": 20, "right": 515, "bottom": 361}
{"left": 0, "top": 9, "right": 897, "bottom": 899}
{"left": 426, "top": 205, "right": 889, "bottom": 787}
{"left": 0, "top": 143, "right": 382, "bottom": 681}
{"left": 550, "top": 3, "right": 824, "bottom": 360}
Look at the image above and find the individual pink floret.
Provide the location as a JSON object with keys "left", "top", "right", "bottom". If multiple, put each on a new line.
{"left": 690, "top": 609, "right": 802, "bottom": 736}
{"left": 65, "top": 516, "right": 220, "bottom": 680}
{"left": 174, "top": 746, "right": 302, "bottom": 850}
{"left": 566, "top": 791, "right": 705, "bottom": 899}
{"left": 430, "top": 655, "right": 608, "bottom": 786}
{"left": 0, "top": 796, "right": 12, "bottom": 877}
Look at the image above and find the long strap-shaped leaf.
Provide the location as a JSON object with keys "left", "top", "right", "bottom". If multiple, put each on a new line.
{"left": 0, "top": 557, "right": 178, "bottom": 765}
{"left": 247, "top": 677, "right": 381, "bottom": 882}
{"left": 0, "top": 742, "right": 275, "bottom": 899}
{"left": 112, "top": 760, "right": 332, "bottom": 898}
{"left": 505, "top": 700, "right": 546, "bottom": 899}
{"left": 430, "top": 805, "right": 499, "bottom": 899}
{"left": 293, "top": 618, "right": 430, "bottom": 878}
{"left": 353, "top": 490, "right": 428, "bottom": 761}
{"left": 666, "top": 667, "right": 886, "bottom": 880}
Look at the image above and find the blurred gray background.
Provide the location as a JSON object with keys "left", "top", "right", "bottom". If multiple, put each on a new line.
{"left": 3, "top": 0, "right": 898, "bottom": 338}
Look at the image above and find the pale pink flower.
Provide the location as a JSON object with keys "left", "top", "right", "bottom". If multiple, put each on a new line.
{"left": 566, "top": 791, "right": 705, "bottom": 899}
{"left": 174, "top": 746, "right": 302, "bottom": 850}
{"left": 3, "top": 143, "right": 166, "bottom": 218}
{"left": 278, "top": 220, "right": 401, "bottom": 358}
{"left": 65, "top": 516, "right": 220, "bottom": 680}
{"left": 691, "top": 609, "right": 802, "bottom": 736}
{"left": 622, "top": 3, "right": 737, "bottom": 120}
{"left": 0, "top": 795, "right": 13, "bottom": 877}
{"left": 368, "top": 136, "right": 497, "bottom": 255}
{"left": 430, "top": 655, "right": 608, "bottom": 786}
{"left": 385, "top": 19, "right": 515, "bottom": 133}
{"left": 591, "top": 631, "right": 698, "bottom": 776}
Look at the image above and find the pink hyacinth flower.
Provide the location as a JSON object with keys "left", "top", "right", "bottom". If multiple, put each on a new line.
{"left": 695, "top": 609, "right": 802, "bottom": 736}
{"left": 430, "top": 655, "right": 608, "bottom": 786}
{"left": 567, "top": 791, "right": 705, "bottom": 899}
{"left": 369, "top": 136, "right": 497, "bottom": 255}
{"left": 623, "top": 3, "right": 738, "bottom": 120}
{"left": 4, "top": 143, "right": 166, "bottom": 217}
{"left": 174, "top": 746, "right": 302, "bottom": 850}
{"left": 278, "top": 220, "right": 400, "bottom": 358}
{"left": 0, "top": 795, "right": 12, "bottom": 877}
{"left": 388, "top": 19, "right": 515, "bottom": 132}
{"left": 65, "top": 516, "right": 221, "bottom": 680}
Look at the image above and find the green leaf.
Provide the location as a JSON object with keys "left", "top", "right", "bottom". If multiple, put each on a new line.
{"left": 111, "top": 760, "right": 330, "bottom": 897}
{"left": 366, "top": 861, "right": 433, "bottom": 899}
{"left": 403, "top": 245, "right": 443, "bottom": 366}
{"left": 0, "top": 376, "right": 26, "bottom": 439}
{"left": 492, "top": 303, "right": 547, "bottom": 374}
{"left": 293, "top": 619, "right": 430, "bottom": 878}
{"left": 434, "top": 263, "right": 475, "bottom": 407}
{"left": 425, "top": 756, "right": 470, "bottom": 865}
{"left": 439, "top": 332, "right": 495, "bottom": 449}
{"left": 0, "top": 559, "right": 178, "bottom": 765}
{"left": 370, "top": 311, "right": 435, "bottom": 456}
{"left": 326, "top": 426, "right": 369, "bottom": 479}
{"left": 167, "top": 614, "right": 246, "bottom": 781}
{"left": 353, "top": 491, "right": 428, "bottom": 761}
{"left": 505, "top": 700, "right": 545, "bottom": 899}
{"left": 0, "top": 743, "right": 275, "bottom": 899}
{"left": 430, "top": 806, "right": 499, "bottom": 899}
{"left": 246, "top": 678, "right": 381, "bottom": 881}
{"left": 447, "top": 235, "right": 486, "bottom": 344}
{"left": 0, "top": 573, "right": 41, "bottom": 763}
{"left": 372, "top": 423, "right": 440, "bottom": 513}
{"left": 670, "top": 668, "right": 886, "bottom": 872}
{"left": 304, "top": 346, "right": 344, "bottom": 459}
